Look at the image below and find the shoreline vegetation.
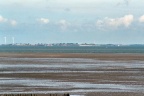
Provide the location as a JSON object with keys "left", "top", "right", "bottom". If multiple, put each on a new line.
{"left": 0, "top": 53, "right": 144, "bottom": 61}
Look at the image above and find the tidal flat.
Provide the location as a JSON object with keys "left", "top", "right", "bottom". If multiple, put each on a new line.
{"left": 0, "top": 53, "right": 144, "bottom": 96}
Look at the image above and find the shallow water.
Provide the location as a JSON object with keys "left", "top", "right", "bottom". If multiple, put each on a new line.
{"left": 0, "top": 58, "right": 144, "bottom": 95}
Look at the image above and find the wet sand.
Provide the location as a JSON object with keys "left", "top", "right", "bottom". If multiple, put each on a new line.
{"left": 0, "top": 53, "right": 144, "bottom": 96}
{"left": 0, "top": 53, "right": 144, "bottom": 60}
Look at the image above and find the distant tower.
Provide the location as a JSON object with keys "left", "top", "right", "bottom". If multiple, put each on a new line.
{"left": 12, "top": 37, "right": 15, "bottom": 45}
{"left": 4, "top": 37, "right": 7, "bottom": 45}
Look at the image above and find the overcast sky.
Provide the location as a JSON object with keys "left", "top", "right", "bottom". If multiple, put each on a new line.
{"left": 0, "top": 0, "right": 144, "bottom": 44}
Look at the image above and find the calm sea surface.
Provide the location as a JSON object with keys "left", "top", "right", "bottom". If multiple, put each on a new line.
{"left": 0, "top": 46, "right": 144, "bottom": 53}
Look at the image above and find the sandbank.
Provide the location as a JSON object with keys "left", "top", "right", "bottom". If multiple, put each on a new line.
{"left": 0, "top": 53, "right": 144, "bottom": 61}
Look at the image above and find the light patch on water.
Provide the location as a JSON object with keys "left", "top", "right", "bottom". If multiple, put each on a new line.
{"left": 0, "top": 62, "right": 144, "bottom": 70}
{"left": 0, "top": 70, "right": 141, "bottom": 74}
{"left": 0, "top": 89, "right": 144, "bottom": 95}
{"left": 0, "top": 77, "right": 15, "bottom": 80}
{"left": 0, "top": 78, "right": 144, "bottom": 93}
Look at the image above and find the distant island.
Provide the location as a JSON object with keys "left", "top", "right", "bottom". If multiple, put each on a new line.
{"left": 1, "top": 43, "right": 144, "bottom": 47}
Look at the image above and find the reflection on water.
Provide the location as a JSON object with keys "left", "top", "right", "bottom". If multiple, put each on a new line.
{"left": 0, "top": 58, "right": 144, "bottom": 95}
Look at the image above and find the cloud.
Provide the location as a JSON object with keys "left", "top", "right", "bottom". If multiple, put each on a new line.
{"left": 64, "top": 8, "right": 71, "bottom": 12}
{"left": 139, "top": 15, "right": 144, "bottom": 23}
{"left": 37, "top": 18, "right": 49, "bottom": 24}
{"left": 96, "top": 14, "right": 134, "bottom": 28}
{"left": 0, "top": 15, "right": 17, "bottom": 26}
{"left": 122, "top": 15, "right": 134, "bottom": 27}
{"left": 124, "top": 0, "right": 131, "bottom": 5}
{"left": 117, "top": 0, "right": 131, "bottom": 6}
{"left": 0, "top": 15, "right": 8, "bottom": 22}
{"left": 10, "top": 20, "right": 17, "bottom": 26}
{"left": 58, "top": 19, "right": 70, "bottom": 30}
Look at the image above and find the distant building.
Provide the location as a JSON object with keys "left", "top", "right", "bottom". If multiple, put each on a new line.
{"left": 79, "top": 43, "right": 96, "bottom": 46}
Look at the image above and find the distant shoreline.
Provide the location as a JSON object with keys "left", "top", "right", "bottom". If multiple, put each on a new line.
{"left": 0, "top": 53, "right": 144, "bottom": 61}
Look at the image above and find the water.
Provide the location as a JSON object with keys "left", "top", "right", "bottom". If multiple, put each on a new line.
{"left": 0, "top": 58, "right": 144, "bottom": 95}
{"left": 0, "top": 45, "right": 144, "bottom": 53}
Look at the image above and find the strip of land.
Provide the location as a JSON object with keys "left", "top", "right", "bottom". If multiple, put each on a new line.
{"left": 0, "top": 53, "right": 144, "bottom": 60}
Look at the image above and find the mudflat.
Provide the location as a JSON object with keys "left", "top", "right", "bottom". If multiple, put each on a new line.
{"left": 0, "top": 53, "right": 144, "bottom": 96}
{"left": 0, "top": 53, "right": 144, "bottom": 60}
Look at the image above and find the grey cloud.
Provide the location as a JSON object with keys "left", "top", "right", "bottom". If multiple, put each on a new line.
{"left": 117, "top": 0, "right": 131, "bottom": 6}
{"left": 64, "top": 8, "right": 71, "bottom": 12}
{"left": 124, "top": 0, "right": 130, "bottom": 6}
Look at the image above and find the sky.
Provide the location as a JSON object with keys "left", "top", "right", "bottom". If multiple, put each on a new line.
{"left": 0, "top": 0, "right": 144, "bottom": 44}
